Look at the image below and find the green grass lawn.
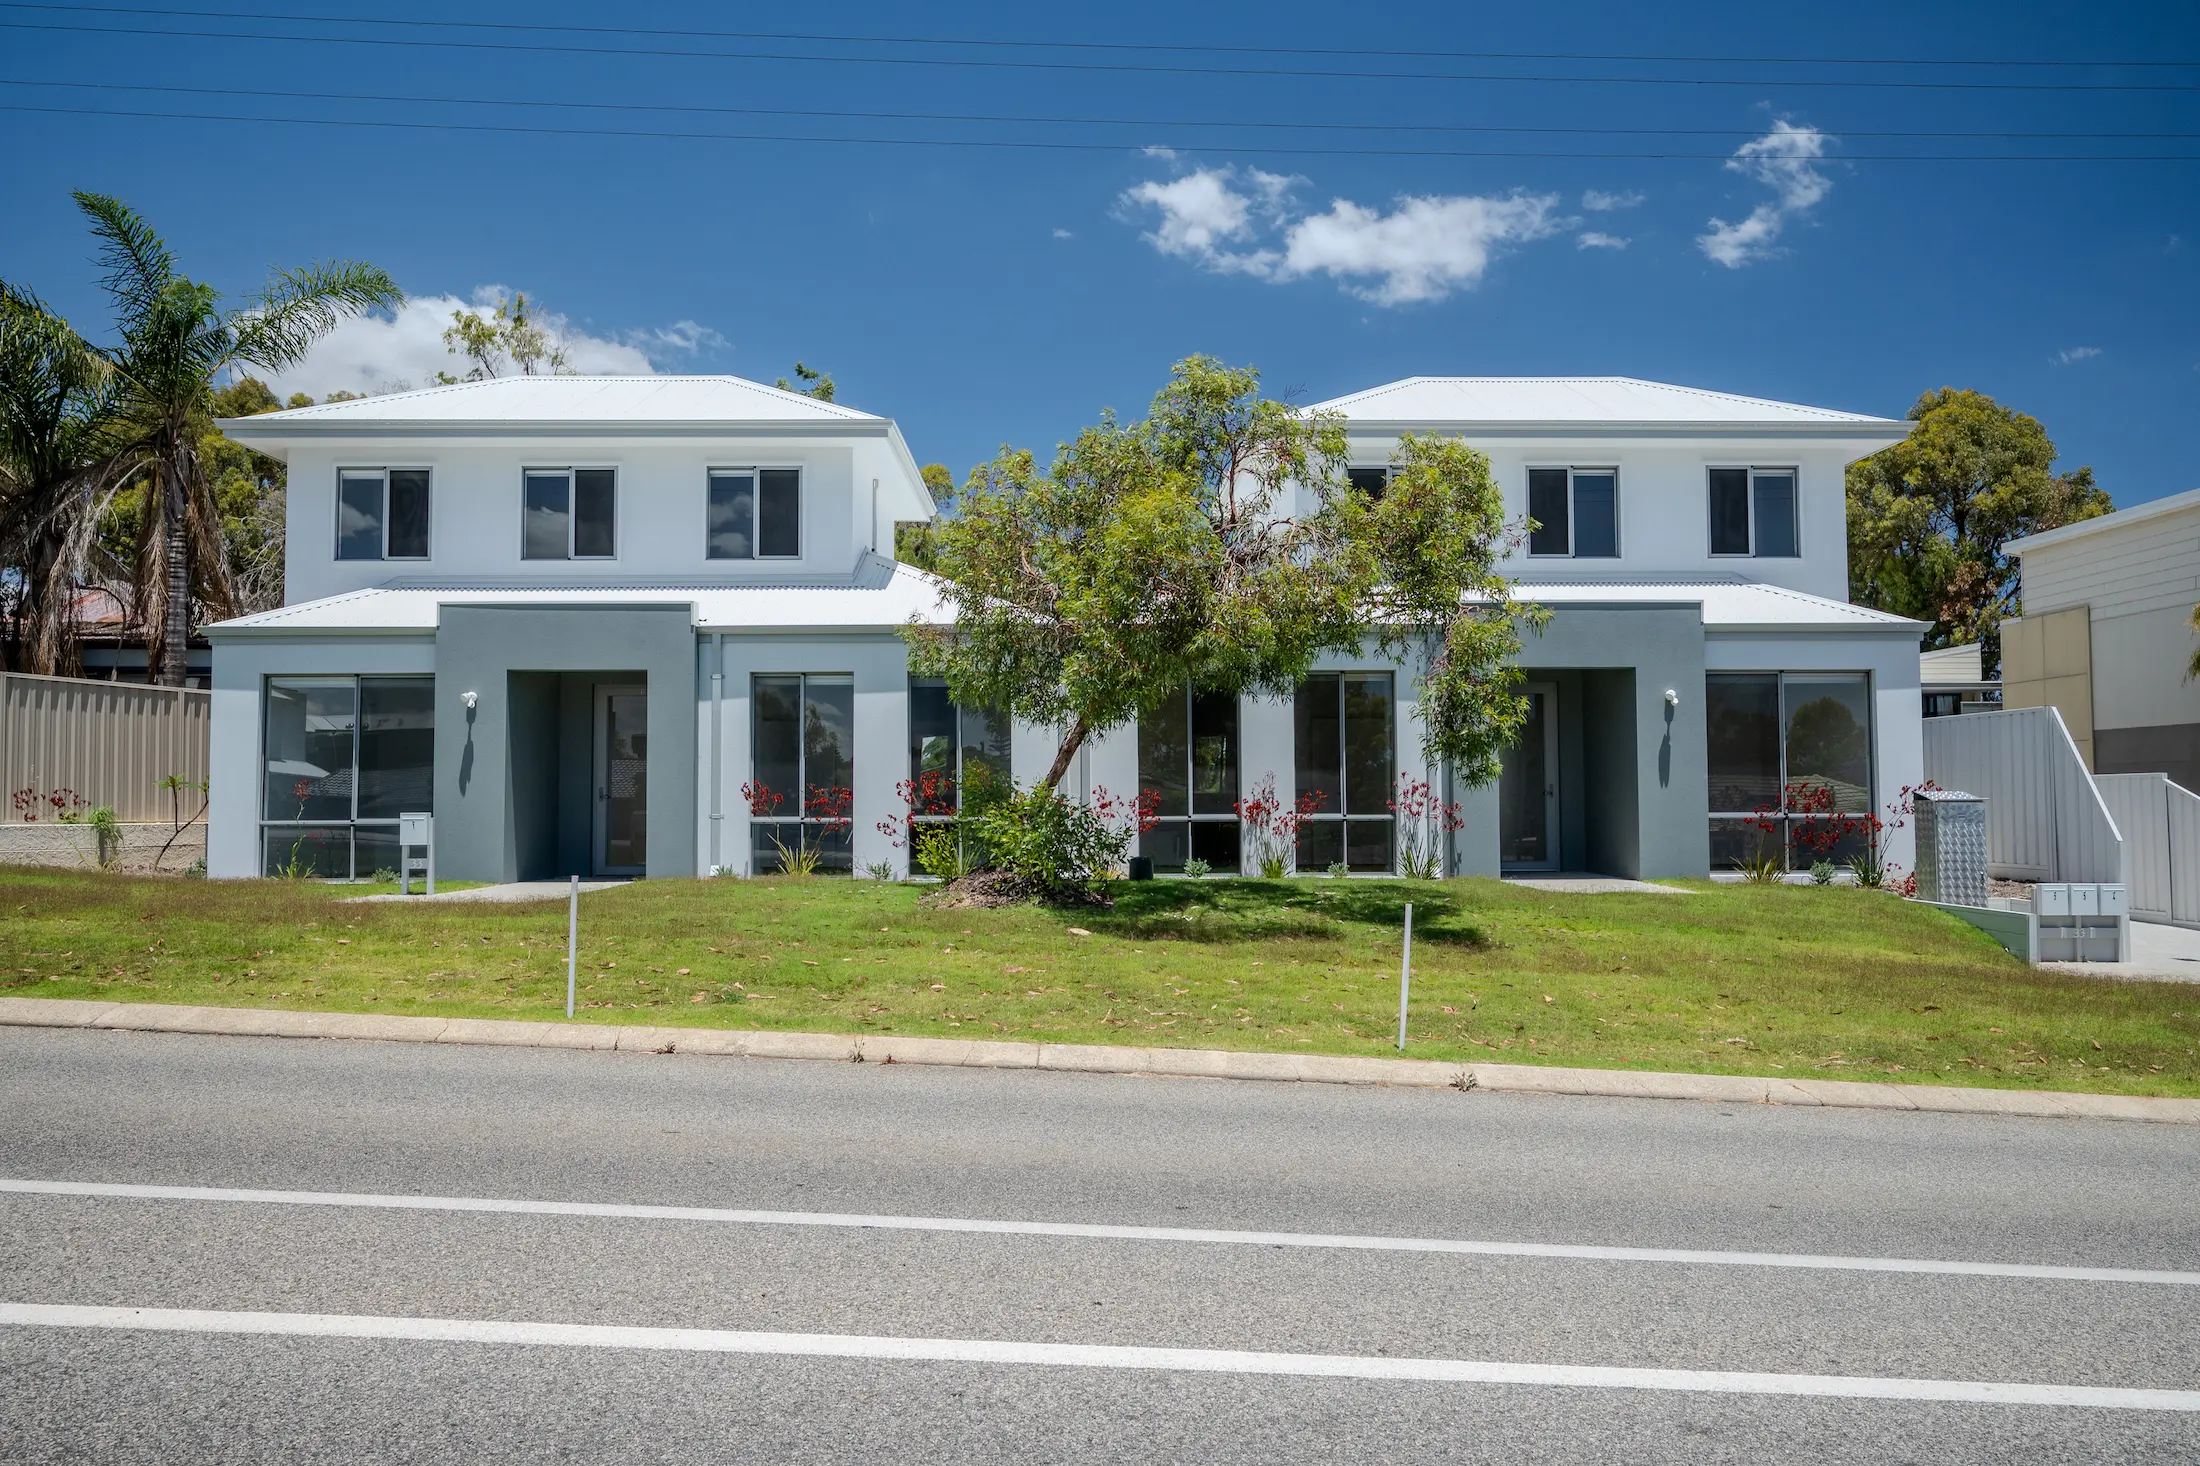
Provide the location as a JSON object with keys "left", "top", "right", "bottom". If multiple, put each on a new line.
{"left": 4, "top": 866, "right": 2196, "bottom": 1097}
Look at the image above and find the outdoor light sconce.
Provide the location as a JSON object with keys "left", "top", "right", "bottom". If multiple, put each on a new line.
{"left": 1663, "top": 688, "right": 1680, "bottom": 710}
{"left": 461, "top": 690, "right": 479, "bottom": 711}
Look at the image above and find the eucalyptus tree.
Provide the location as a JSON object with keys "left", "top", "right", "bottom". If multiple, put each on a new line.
{"left": 906, "top": 355, "right": 1540, "bottom": 794}
{"left": 71, "top": 191, "right": 403, "bottom": 684}
{"left": 0, "top": 284, "right": 123, "bottom": 674}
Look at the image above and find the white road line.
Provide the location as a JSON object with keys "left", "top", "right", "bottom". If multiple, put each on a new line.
{"left": 5, "top": 1303, "right": 2194, "bottom": 1411}
{"left": 2, "top": 1177, "right": 2192, "bottom": 1288}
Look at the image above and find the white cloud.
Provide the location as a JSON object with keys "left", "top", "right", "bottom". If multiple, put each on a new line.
{"left": 2054, "top": 346, "right": 2102, "bottom": 365}
{"left": 1053, "top": 228, "right": 1074, "bottom": 239}
{"left": 1697, "top": 121, "right": 1833, "bottom": 268}
{"left": 1118, "top": 163, "right": 1560, "bottom": 305}
{"left": 1582, "top": 189, "right": 1645, "bottom": 212}
{"left": 252, "top": 287, "right": 723, "bottom": 399}
{"left": 1577, "top": 231, "right": 1629, "bottom": 250}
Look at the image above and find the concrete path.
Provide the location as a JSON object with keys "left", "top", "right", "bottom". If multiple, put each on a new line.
{"left": 0, "top": 996, "right": 2188, "bottom": 1124}
{"left": 345, "top": 880, "right": 625, "bottom": 905}
{"left": 1502, "top": 873, "right": 1692, "bottom": 895}
{"left": 3, "top": 1024, "right": 2196, "bottom": 1463}
{"left": 2047, "top": 919, "right": 2200, "bottom": 984}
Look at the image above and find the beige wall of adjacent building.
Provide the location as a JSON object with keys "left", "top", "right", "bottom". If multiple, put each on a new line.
{"left": 2001, "top": 605, "right": 2097, "bottom": 767}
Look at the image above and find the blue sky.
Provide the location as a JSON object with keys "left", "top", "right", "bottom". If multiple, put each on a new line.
{"left": 2, "top": 1, "right": 2196, "bottom": 506}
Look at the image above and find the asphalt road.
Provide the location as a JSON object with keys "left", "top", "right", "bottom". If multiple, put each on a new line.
{"left": 1, "top": 1026, "right": 2196, "bottom": 1464}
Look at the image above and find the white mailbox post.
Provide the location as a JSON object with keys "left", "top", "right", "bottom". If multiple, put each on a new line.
{"left": 398, "top": 812, "right": 434, "bottom": 896}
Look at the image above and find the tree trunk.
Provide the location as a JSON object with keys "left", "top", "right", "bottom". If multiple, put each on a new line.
{"left": 1039, "top": 715, "right": 1091, "bottom": 793}
{"left": 158, "top": 456, "right": 189, "bottom": 687}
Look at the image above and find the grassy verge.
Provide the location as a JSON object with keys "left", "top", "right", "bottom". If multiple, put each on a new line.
{"left": 4, "top": 866, "right": 2196, "bottom": 1097}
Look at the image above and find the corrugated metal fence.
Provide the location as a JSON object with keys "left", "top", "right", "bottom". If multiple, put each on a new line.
{"left": 2097, "top": 773, "right": 2200, "bottom": 929}
{"left": 1922, "top": 705, "right": 2125, "bottom": 886}
{"left": 1, "top": 672, "right": 212, "bottom": 823}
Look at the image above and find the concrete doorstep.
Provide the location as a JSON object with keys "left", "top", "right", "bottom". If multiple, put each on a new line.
{"left": 0, "top": 995, "right": 2193, "bottom": 1125}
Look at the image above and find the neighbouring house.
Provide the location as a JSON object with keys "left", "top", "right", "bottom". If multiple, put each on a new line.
{"left": 203, "top": 374, "right": 1923, "bottom": 884}
{"left": 1921, "top": 642, "right": 2000, "bottom": 719}
{"left": 2002, "top": 486, "right": 2200, "bottom": 790}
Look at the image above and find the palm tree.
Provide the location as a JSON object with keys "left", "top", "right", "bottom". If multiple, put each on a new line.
{"left": 72, "top": 192, "right": 402, "bottom": 684}
{"left": 0, "top": 284, "right": 125, "bottom": 675}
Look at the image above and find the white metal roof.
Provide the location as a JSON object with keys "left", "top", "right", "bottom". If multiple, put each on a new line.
{"left": 210, "top": 568, "right": 1914, "bottom": 637}
{"left": 1313, "top": 377, "right": 1902, "bottom": 436}
{"left": 2003, "top": 486, "right": 2200, "bottom": 556}
{"left": 224, "top": 374, "right": 880, "bottom": 425}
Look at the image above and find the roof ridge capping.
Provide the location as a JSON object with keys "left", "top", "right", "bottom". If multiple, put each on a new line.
{"left": 1309, "top": 375, "right": 1897, "bottom": 425}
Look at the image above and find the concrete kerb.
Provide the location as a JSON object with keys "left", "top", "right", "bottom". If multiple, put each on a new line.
{"left": 2, "top": 995, "right": 2195, "bottom": 1124}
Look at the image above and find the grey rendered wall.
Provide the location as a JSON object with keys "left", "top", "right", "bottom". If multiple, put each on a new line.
{"left": 435, "top": 604, "right": 698, "bottom": 883}
{"left": 1581, "top": 669, "right": 1641, "bottom": 877}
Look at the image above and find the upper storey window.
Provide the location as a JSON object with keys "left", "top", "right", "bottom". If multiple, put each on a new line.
{"left": 336, "top": 468, "right": 429, "bottom": 561}
{"left": 1708, "top": 468, "right": 1799, "bottom": 558}
{"left": 1527, "top": 467, "right": 1619, "bottom": 558}
{"left": 707, "top": 468, "right": 801, "bottom": 560}
{"left": 522, "top": 468, "right": 616, "bottom": 560}
{"left": 1346, "top": 467, "right": 1389, "bottom": 500}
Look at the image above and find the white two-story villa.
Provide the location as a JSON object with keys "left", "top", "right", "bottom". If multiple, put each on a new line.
{"left": 204, "top": 374, "right": 1923, "bottom": 884}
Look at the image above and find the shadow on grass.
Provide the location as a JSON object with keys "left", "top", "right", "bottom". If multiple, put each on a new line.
{"left": 1090, "top": 877, "right": 1488, "bottom": 946}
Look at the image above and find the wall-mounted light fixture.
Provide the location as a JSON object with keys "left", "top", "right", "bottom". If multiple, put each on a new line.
{"left": 1663, "top": 688, "right": 1680, "bottom": 710}
{"left": 461, "top": 690, "right": 479, "bottom": 710}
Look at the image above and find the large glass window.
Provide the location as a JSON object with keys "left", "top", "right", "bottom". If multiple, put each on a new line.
{"left": 336, "top": 468, "right": 430, "bottom": 561}
{"left": 262, "top": 676, "right": 434, "bottom": 878}
{"left": 1294, "top": 672, "right": 1395, "bottom": 872}
{"left": 1139, "top": 687, "right": 1240, "bottom": 872}
{"left": 1527, "top": 467, "right": 1619, "bottom": 558}
{"left": 1707, "top": 672, "right": 1872, "bottom": 869}
{"left": 908, "top": 681, "right": 1011, "bottom": 814}
{"left": 522, "top": 468, "right": 616, "bottom": 559}
{"left": 1708, "top": 467, "right": 1799, "bottom": 558}
{"left": 708, "top": 467, "right": 802, "bottom": 560}
{"left": 750, "top": 673, "right": 854, "bottom": 873}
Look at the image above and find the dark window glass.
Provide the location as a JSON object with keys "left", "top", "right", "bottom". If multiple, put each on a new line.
{"left": 758, "top": 468, "right": 801, "bottom": 557}
{"left": 1139, "top": 689, "right": 1191, "bottom": 818}
{"left": 356, "top": 678, "right": 434, "bottom": 819}
{"left": 1706, "top": 674, "right": 1780, "bottom": 813}
{"left": 1189, "top": 691, "right": 1239, "bottom": 816}
{"left": 751, "top": 675, "right": 802, "bottom": 816}
{"left": 1528, "top": 468, "right": 1570, "bottom": 556}
{"left": 1708, "top": 468, "right": 1751, "bottom": 555}
{"left": 1709, "top": 817, "right": 1777, "bottom": 871}
{"left": 264, "top": 679, "right": 355, "bottom": 822}
{"left": 1342, "top": 674, "right": 1393, "bottom": 814}
{"left": 962, "top": 705, "right": 1012, "bottom": 803}
{"left": 1346, "top": 817, "right": 1396, "bottom": 872}
{"left": 1785, "top": 675, "right": 1870, "bottom": 812}
{"left": 573, "top": 469, "right": 616, "bottom": 557}
{"left": 1347, "top": 467, "right": 1388, "bottom": 500}
{"left": 802, "top": 676, "right": 855, "bottom": 811}
{"left": 1295, "top": 674, "right": 1342, "bottom": 811}
{"left": 1190, "top": 821, "right": 1241, "bottom": 870}
{"left": 522, "top": 472, "right": 570, "bottom": 560}
{"left": 1295, "top": 817, "right": 1343, "bottom": 873}
{"left": 1139, "top": 821, "right": 1190, "bottom": 870}
{"left": 1571, "top": 472, "right": 1618, "bottom": 558}
{"left": 352, "top": 826, "right": 399, "bottom": 881}
{"left": 386, "top": 470, "right": 430, "bottom": 558}
{"left": 337, "top": 473, "right": 383, "bottom": 561}
{"left": 909, "top": 681, "right": 957, "bottom": 801}
{"left": 1753, "top": 472, "right": 1798, "bottom": 558}
{"left": 264, "top": 825, "right": 351, "bottom": 879}
{"left": 707, "top": 472, "right": 755, "bottom": 560}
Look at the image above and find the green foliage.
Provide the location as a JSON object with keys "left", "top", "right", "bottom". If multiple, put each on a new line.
{"left": 1810, "top": 860, "right": 1837, "bottom": 886}
{"left": 775, "top": 361, "right": 835, "bottom": 402}
{"left": 966, "top": 787, "right": 1139, "bottom": 899}
{"left": 907, "top": 356, "right": 1537, "bottom": 792}
{"left": 911, "top": 823, "right": 967, "bottom": 880}
{"left": 1182, "top": 857, "right": 1212, "bottom": 878}
{"left": 1326, "top": 861, "right": 1350, "bottom": 879}
{"left": 437, "top": 292, "right": 565, "bottom": 380}
{"left": 1847, "top": 388, "right": 2111, "bottom": 674}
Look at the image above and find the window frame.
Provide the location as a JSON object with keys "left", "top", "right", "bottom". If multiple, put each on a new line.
{"left": 334, "top": 466, "right": 432, "bottom": 562}
{"left": 705, "top": 464, "right": 803, "bottom": 561}
{"left": 1294, "top": 670, "right": 1398, "bottom": 873}
{"left": 518, "top": 465, "right": 620, "bottom": 561}
{"left": 1138, "top": 685, "right": 1243, "bottom": 873}
{"left": 1706, "top": 465, "right": 1802, "bottom": 559}
{"left": 749, "top": 672, "right": 855, "bottom": 874}
{"left": 907, "top": 680, "right": 1011, "bottom": 822}
{"left": 259, "top": 673, "right": 435, "bottom": 880}
{"left": 1346, "top": 466, "right": 1390, "bottom": 499}
{"left": 1705, "top": 670, "right": 1874, "bottom": 870}
{"left": 1525, "top": 465, "right": 1621, "bottom": 559}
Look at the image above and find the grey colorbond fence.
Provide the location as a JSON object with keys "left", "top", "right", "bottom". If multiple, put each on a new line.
{"left": 1, "top": 672, "right": 212, "bottom": 824}
{"left": 1922, "top": 705, "right": 2124, "bottom": 886}
{"left": 2096, "top": 773, "right": 2200, "bottom": 929}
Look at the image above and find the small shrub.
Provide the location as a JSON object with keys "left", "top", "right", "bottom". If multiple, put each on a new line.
{"left": 1326, "top": 861, "right": 1350, "bottom": 879}
{"left": 1738, "top": 845, "right": 1784, "bottom": 884}
{"left": 1809, "top": 860, "right": 1836, "bottom": 886}
{"left": 1182, "top": 857, "right": 1211, "bottom": 879}
{"left": 182, "top": 857, "right": 206, "bottom": 879}
{"left": 912, "top": 824, "right": 966, "bottom": 880}
{"left": 862, "top": 859, "right": 896, "bottom": 882}
{"left": 372, "top": 866, "right": 399, "bottom": 884}
{"left": 965, "top": 783, "right": 1157, "bottom": 901}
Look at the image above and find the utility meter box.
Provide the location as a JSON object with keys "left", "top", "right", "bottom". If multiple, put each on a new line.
{"left": 1913, "top": 791, "right": 1988, "bottom": 908}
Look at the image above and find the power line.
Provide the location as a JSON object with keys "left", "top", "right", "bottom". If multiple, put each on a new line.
{"left": 7, "top": 18, "right": 2200, "bottom": 93}
{"left": 7, "top": 76, "right": 2197, "bottom": 142}
{"left": 8, "top": 2, "right": 2196, "bottom": 70}
{"left": 7, "top": 101, "right": 2195, "bottom": 160}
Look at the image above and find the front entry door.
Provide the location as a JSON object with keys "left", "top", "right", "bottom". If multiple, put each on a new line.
{"left": 593, "top": 684, "right": 647, "bottom": 876}
{"left": 1499, "top": 682, "right": 1559, "bottom": 871}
